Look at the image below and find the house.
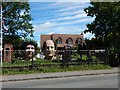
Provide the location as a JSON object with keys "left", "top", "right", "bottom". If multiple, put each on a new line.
{"left": 40, "top": 33, "right": 86, "bottom": 51}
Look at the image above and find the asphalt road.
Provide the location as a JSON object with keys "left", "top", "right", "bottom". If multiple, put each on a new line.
{"left": 2, "top": 74, "right": 118, "bottom": 88}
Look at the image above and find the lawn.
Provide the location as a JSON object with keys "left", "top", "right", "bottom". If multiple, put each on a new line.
{"left": 2, "top": 58, "right": 61, "bottom": 67}
{"left": 2, "top": 63, "right": 111, "bottom": 75}
{"left": 2, "top": 54, "right": 111, "bottom": 75}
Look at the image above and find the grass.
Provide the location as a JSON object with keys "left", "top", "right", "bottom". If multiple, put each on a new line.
{"left": 2, "top": 64, "right": 111, "bottom": 75}
{"left": 2, "top": 54, "right": 111, "bottom": 75}
{"left": 37, "top": 64, "right": 111, "bottom": 73}
{"left": 3, "top": 54, "right": 97, "bottom": 67}
{"left": 2, "top": 59, "right": 61, "bottom": 67}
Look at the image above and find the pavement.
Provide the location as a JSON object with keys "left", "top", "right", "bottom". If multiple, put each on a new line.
{"left": 1, "top": 67, "right": 119, "bottom": 82}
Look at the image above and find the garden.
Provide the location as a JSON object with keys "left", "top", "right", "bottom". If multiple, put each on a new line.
{"left": 2, "top": 50, "right": 112, "bottom": 75}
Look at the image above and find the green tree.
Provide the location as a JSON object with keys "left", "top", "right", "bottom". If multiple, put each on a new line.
{"left": 85, "top": 37, "right": 109, "bottom": 50}
{"left": 84, "top": 38, "right": 94, "bottom": 50}
{"left": 21, "top": 38, "right": 38, "bottom": 50}
{"left": 3, "top": 35, "right": 23, "bottom": 50}
{"left": 84, "top": 2, "right": 120, "bottom": 52}
{"left": 2, "top": 2, "right": 34, "bottom": 50}
{"left": 84, "top": 2, "right": 120, "bottom": 66}
{"left": 2, "top": 2, "right": 34, "bottom": 44}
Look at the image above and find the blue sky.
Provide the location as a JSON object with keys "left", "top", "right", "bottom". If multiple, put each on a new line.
{"left": 29, "top": 2, "right": 95, "bottom": 46}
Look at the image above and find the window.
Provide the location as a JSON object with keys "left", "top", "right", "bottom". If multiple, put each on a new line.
{"left": 66, "top": 38, "right": 73, "bottom": 45}
{"left": 76, "top": 38, "right": 82, "bottom": 44}
{"left": 56, "top": 37, "right": 62, "bottom": 44}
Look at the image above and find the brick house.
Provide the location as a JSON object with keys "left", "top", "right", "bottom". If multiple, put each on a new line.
{"left": 40, "top": 33, "right": 86, "bottom": 50}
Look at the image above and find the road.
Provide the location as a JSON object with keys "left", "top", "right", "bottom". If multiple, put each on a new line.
{"left": 2, "top": 74, "right": 118, "bottom": 88}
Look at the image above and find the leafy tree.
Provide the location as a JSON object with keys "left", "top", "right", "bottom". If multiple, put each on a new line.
{"left": 84, "top": 38, "right": 94, "bottom": 50}
{"left": 2, "top": 2, "right": 34, "bottom": 45}
{"left": 84, "top": 2, "right": 120, "bottom": 66}
{"left": 3, "top": 35, "right": 23, "bottom": 50}
{"left": 84, "top": 2, "right": 120, "bottom": 52}
{"left": 21, "top": 38, "right": 38, "bottom": 50}
{"left": 85, "top": 37, "right": 109, "bottom": 50}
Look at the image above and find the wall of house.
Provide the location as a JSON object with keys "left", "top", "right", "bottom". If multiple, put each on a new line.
{"left": 40, "top": 34, "right": 85, "bottom": 50}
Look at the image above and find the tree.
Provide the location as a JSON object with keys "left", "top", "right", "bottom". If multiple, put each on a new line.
{"left": 84, "top": 38, "right": 94, "bottom": 50}
{"left": 85, "top": 37, "right": 109, "bottom": 50}
{"left": 84, "top": 2, "right": 120, "bottom": 66}
{"left": 2, "top": 2, "right": 34, "bottom": 43}
{"left": 21, "top": 38, "right": 38, "bottom": 50}
{"left": 84, "top": 2, "right": 120, "bottom": 52}
{"left": 3, "top": 35, "right": 23, "bottom": 50}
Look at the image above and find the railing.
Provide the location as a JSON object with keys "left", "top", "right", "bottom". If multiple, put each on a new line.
{"left": 2, "top": 49, "right": 118, "bottom": 70}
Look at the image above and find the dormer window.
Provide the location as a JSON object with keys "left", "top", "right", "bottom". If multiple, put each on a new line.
{"left": 66, "top": 38, "right": 73, "bottom": 45}
{"left": 56, "top": 37, "right": 62, "bottom": 44}
{"left": 76, "top": 38, "right": 82, "bottom": 45}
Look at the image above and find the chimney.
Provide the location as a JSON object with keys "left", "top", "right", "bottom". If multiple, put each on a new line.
{"left": 51, "top": 34, "right": 53, "bottom": 40}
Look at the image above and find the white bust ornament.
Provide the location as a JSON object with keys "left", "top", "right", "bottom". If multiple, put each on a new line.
{"left": 25, "top": 44, "right": 35, "bottom": 60}
{"left": 44, "top": 40, "right": 56, "bottom": 60}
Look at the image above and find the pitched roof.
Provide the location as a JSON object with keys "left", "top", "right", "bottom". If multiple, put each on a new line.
{"left": 40, "top": 34, "right": 85, "bottom": 48}
{"left": 40, "top": 35, "right": 51, "bottom": 48}
{"left": 52, "top": 34, "right": 83, "bottom": 43}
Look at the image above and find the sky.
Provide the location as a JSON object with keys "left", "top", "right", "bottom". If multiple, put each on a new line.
{"left": 29, "top": 2, "right": 95, "bottom": 46}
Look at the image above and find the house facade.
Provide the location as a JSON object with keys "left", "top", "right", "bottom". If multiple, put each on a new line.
{"left": 40, "top": 34, "right": 86, "bottom": 50}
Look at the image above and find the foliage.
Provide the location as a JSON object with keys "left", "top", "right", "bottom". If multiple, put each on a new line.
{"left": 3, "top": 35, "right": 23, "bottom": 49}
{"left": 2, "top": 2, "right": 34, "bottom": 47}
{"left": 84, "top": 2, "right": 120, "bottom": 52}
{"left": 20, "top": 38, "right": 38, "bottom": 50}
{"left": 85, "top": 38, "right": 109, "bottom": 49}
{"left": 71, "top": 53, "right": 88, "bottom": 61}
{"left": 84, "top": 38, "right": 94, "bottom": 49}
{"left": 2, "top": 2, "right": 34, "bottom": 37}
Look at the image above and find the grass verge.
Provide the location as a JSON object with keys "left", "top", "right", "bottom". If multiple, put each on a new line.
{"left": 2, "top": 64, "right": 111, "bottom": 75}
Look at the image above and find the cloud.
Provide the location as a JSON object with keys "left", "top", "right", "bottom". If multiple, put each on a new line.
{"left": 43, "top": 25, "right": 85, "bottom": 34}
{"left": 84, "top": 32, "right": 95, "bottom": 39}
{"left": 58, "top": 9, "right": 85, "bottom": 17}
{"left": 51, "top": 13, "right": 87, "bottom": 22}
{"left": 30, "top": 2, "right": 92, "bottom": 26}
{"left": 20, "top": 10, "right": 29, "bottom": 16}
{"left": 49, "top": 2, "right": 89, "bottom": 11}
{"left": 33, "top": 21, "right": 56, "bottom": 32}
{"left": 41, "top": 22, "right": 55, "bottom": 27}
{"left": 48, "top": 32, "right": 55, "bottom": 34}
{"left": 33, "top": 17, "right": 94, "bottom": 34}
{"left": 49, "top": 2, "right": 71, "bottom": 7}
{"left": 54, "top": 17, "right": 95, "bottom": 26}
{"left": 47, "top": 2, "right": 93, "bottom": 26}
{"left": 58, "top": 4, "right": 88, "bottom": 12}
{"left": 53, "top": 26, "right": 85, "bottom": 34}
{"left": 30, "top": 2, "right": 95, "bottom": 44}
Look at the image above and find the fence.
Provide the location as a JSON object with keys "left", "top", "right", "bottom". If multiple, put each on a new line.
{"left": 2, "top": 49, "right": 113, "bottom": 70}
{"left": 57, "top": 49, "right": 110, "bottom": 66}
